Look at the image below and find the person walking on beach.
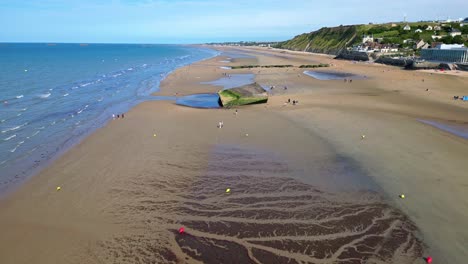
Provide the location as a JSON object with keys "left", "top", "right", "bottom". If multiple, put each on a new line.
{"left": 122, "top": 113, "right": 125, "bottom": 119}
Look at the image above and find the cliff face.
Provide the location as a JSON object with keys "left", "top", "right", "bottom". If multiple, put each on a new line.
{"left": 276, "top": 25, "right": 359, "bottom": 55}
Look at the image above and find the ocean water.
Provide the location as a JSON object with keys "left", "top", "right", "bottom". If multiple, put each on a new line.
{"left": 0, "top": 43, "right": 217, "bottom": 193}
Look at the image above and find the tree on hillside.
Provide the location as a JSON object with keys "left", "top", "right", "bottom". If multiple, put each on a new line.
{"left": 441, "top": 35, "right": 454, "bottom": 44}
{"left": 461, "top": 26, "right": 468, "bottom": 35}
{"left": 452, "top": 35, "right": 464, "bottom": 44}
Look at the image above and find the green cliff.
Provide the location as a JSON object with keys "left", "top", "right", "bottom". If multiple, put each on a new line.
{"left": 276, "top": 25, "right": 360, "bottom": 55}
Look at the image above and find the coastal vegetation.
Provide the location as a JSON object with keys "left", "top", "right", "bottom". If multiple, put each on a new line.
{"left": 275, "top": 21, "right": 468, "bottom": 54}
{"left": 275, "top": 25, "right": 358, "bottom": 54}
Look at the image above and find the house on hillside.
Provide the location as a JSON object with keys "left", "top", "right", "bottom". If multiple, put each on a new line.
{"left": 403, "top": 24, "right": 411, "bottom": 31}
{"left": 432, "top": 35, "right": 444, "bottom": 40}
{"left": 431, "top": 42, "right": 443, "bottom": 48}
{"left": 403, "top": 39, "right": 415, "bottom": 44}
{"left": 426, "top": 25, "right": 433, "bottom": 30}
{"left": 362, "top": 35, "right": 374, "bottom": 43}
{"left": 434, "top": 25, "right": 442, "bottom": 31}
{"left": 415, "top": 29, "right": 423, "bottom": 33}
{"left": 415, "top": 40, "right": 429, "bottom": 49}
{"left": 391, "top": 23, "right": 398, "bottom": 27}
{"left": 450, "top": 28, "right": 462, "bottom": 37}
{"left": 381, "top": 44, "right": 399, "bottom": 53}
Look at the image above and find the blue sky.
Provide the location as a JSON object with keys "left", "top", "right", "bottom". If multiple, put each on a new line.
{"left": 1, "top": 0, "right": 467, "bottom": 43}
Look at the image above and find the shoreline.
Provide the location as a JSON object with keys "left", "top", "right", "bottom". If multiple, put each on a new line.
{"left": 0, "top": 45, "right": 219, "bottom": 198}
{"left": 1, "top": 46, "right": 468, "bottom": 263}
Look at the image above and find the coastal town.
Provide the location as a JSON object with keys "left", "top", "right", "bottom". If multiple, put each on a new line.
{"left": 210, "top": 17, "right": 468, "bottom": 69}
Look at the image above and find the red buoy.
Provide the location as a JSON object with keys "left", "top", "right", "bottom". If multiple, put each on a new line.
{"left": 179, "top": 227, "right": 185, "bottom": 234}
{"left": 426, "top": 256, "right": 433, "bottom": 263}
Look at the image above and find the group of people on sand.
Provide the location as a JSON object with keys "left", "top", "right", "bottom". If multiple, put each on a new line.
{"left": 222, "top": 73, "right": 231, "bottom": 78}
{"left": 286, "top": 98, "right": 299, "bottom": 105}
{"left": 112, "top": 113, "right": 125, "bottom": 119}
{"left": 344, "top": 78, "right": 353, "bottom": 83}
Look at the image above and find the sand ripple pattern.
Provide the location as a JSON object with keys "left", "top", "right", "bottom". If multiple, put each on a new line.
{"left": 97, "top": 146, "right": 423, "bottom": 264}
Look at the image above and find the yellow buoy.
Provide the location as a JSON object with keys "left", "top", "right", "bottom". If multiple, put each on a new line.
{"left": 56, "top": 186, "right": 61, "bottom": 191}
{"left": 399, "top": 194, "right": 405, "bottom": 199}
{"left": 153, "top": 134, "right": 157, "bottom": 137}
{"left": 361, "top": 135, "right": 366, "bottom": 139}
{"left": 226, "top": 188, "right": 231, "bottom": 193}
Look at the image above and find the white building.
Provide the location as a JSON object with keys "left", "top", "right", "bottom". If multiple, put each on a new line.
{"left": 450, "top": 29, "right": 462, "bottom": 37}
{"left": 415, "top": 40, "right": 429, "bottom": 49}
{"left": 362, "top": 35, "right": 374, "bottom": 43}
{"left": 437, "top": 44, "right": 465, "bottom": 49}
{"left": 415, "top": 29, "right": 423, "bottom": 33}
{"left": 426, "top": 25, "right": 433, "bottom": 30}
{"left": 421, "top": 44, "right": 468, "bottom": 63}
{"left": 403, "top": 24, "right": 411, "bottom": 30}
{"left": 431, "top": 35, "right": 444, "bottom": 40}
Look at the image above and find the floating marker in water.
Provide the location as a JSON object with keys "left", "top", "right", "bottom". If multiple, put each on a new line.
{"left": 425, "top": 256, "right": 433, "bottom": 263}
{"left": 24, "top": 69, "right": 28, "bottom": 72}
{"left": 56, "top": 186, "right": 61, "bottom": 191}
{"left": 361, "top": 135, "right": 366, "bottom": 139}
{"left": 153, "top": 134, "right": 157, "bottom": 137}
{"left": 179, "top": 227, "right": 185, "bottom": 234}
{"left": 399, "top": 194, "right": 405, "bottom": 199}
{"left": 226, "top": 188, "right": 231, "bottom": 193}
{"left": 245, "top": 134, "right": 249, "bottom": 137}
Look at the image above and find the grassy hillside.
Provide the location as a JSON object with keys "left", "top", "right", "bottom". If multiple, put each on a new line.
{"left": 276, "top": 22, "right": 468, "bottom": 54}
{"left": 276, "top": 25, "right": 359, "bottom": 55}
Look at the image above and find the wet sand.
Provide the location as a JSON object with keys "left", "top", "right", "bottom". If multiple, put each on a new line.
{"left": 1, "top": 46, "right": 468, "bottom": 263}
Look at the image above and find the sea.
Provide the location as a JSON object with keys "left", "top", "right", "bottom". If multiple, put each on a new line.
{"left": 0, "top": 43, "right": 217, "bottom": 193}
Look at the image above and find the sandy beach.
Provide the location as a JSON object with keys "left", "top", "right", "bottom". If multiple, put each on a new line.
{"left": 1, "top": 46, "right": 468, "bottom": 264}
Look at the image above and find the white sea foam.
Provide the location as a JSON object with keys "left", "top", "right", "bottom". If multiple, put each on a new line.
{"left": 127, "top": 68, "right": 133, "bottom": 71}
{"left": 72, "top": 86, "right": 79, "bottom": 90}
{"left": 63, "top": 93, "right": 69, "bottom": 97}
{"left": 18, "top": 141, "right": 24, "bottom": 145}
{"left": 0, "top": 160, "right": 7, "bottom": 165}
{"left": 10, "top": 147, "right": 17, "bottom": 153}
{"left": 97, "top": 97, "right": 103, "bottom": 102}
{"left": 31, "top": 131, "right": 40, "bottom": 137}
{"left": 16, "top": 95, "right": 24, "bottom": 99}
{"left": 77, "top": 109, "right": 83, "bottom": 114}
{"left": 51, "top": 121, "right": 56, "bottom": 125}
{"left": 39, "top": 92, "right": 51, "bottom": 98}
{"left": 80, "top": 82, "right": 92, "bottom": 87}
{"left": 3, "top": 134, "right": 16, "bottom": 141}
{"left": 21, "top": 108, "right": 27, "bottom": 111}
{"left": 17, "top": 113, "right": 22, "bottom": 117}
{"left": 2, "top": 123, "right": 27, "bottom": 133}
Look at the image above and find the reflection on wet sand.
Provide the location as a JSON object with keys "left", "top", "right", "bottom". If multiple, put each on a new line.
{"left": 97, "top": 146, "right": 423, "bottom": 263}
